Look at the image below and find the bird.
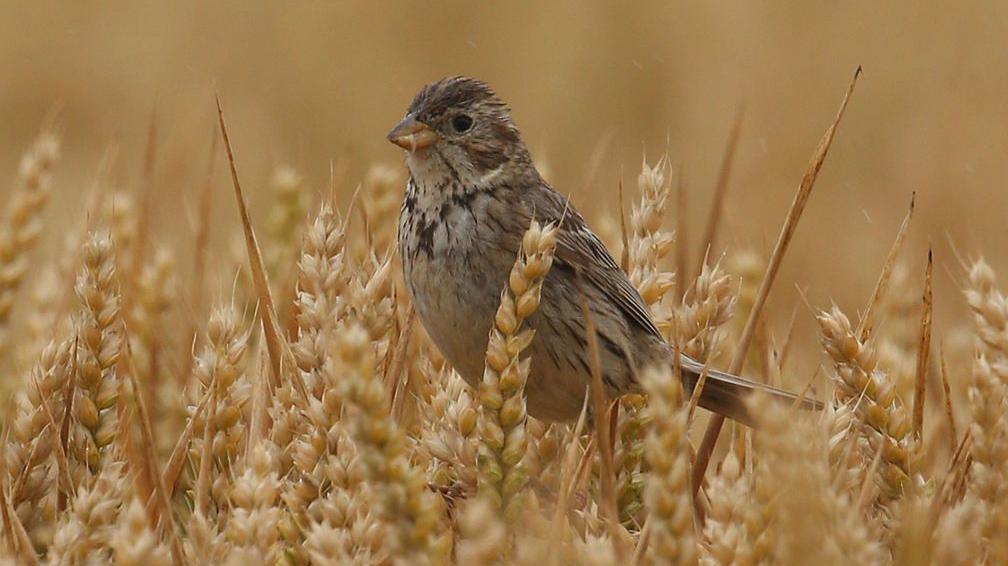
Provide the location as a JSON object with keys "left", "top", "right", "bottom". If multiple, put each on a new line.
{"left": 388, "top": 76, "right": 815, "bottom": 425}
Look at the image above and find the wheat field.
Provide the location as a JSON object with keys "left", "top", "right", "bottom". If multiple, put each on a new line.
{"left": 0, "top": 2, "right": 1006, "bottom": 565}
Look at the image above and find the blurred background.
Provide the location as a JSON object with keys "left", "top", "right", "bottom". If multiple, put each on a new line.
{"left": 2, "top": 0, "right": 1006, "bottom": 379}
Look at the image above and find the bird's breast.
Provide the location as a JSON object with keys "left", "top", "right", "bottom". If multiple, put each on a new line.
{"left": 399, "top": 181, "right": 516, "bottom": 385}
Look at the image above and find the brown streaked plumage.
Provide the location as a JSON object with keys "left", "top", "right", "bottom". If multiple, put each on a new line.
{"left": 390, "top": 75, "right": 817, "bottom": 425}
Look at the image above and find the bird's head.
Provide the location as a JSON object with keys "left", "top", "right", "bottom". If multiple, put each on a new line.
{"left": 388, "top": 76, "right": 534, "bottom": 187}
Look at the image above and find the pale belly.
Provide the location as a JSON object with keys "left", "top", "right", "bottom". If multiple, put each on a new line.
{"left": 404, "top": 232, "right": 623, "bottom": 422}
{"left": 399, "top": 182, "right": 636, "bottom": 422}
{"left": 406, "top": 243, "right": 505, "bottom": 386}
{"left": 400, "top": 188, "right": 513, "bottom": 389}
{"left": 407, "top": 247, "right": 599, "bottom": 421}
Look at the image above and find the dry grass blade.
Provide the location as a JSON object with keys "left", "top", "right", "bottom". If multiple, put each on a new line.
{"left": 631, "top": 517, "right": 651, "bottom": 565}
{"left": 857, "top": 192, "right": 915, "bottom": 341}
{"left": 0, "top": 423, "right": 37, "bottom": 566}
{"left": 618, "top": 177, "right": 629, "bottom": 272}
{"left": 117, "top": 401, "right": 147, "bottom": 504}
{"left": 215, "top": 95, "right": 286, "bottom": 392}
{"left": 57, "top": 338, "right": 77, "bottom": 512}
{"left": 0, "top": 480, "right": 38, "bottom": 566}
{"left": 730, "top": 67, "right": 861, "bottom": 374}
{"left": 546, "top": 391, "right": 590, "bottom": 566}
{"left": 125, "top": 366, "right": 184, "bottom": 566}
{"left": 193, "top": 372, "right": 217, "bottom": 516}
{"left": 913, "top": 249, "right": 933, "bottom": 442}
{"left": 685, "top": 354, "right": 711, "bottom": 422}
{"left": 180, "top": 130, "right": 218, "bottom": 386}
{"left": 675, "top": 169, "right": 689, "bottom": 301}
{"left": 579, "top": 294, "right": 624, "bottom": 557}
{"left": 193, "top": 130, "right": 217, "bottom": 308}
{"left": 357, "top": 185, "right": 373, "bottom": 250}
{"left": 856, "top": 438, "right": 886, "bottom": 509}
{"left": 572, "top": 436, "right": 597, "bottom": 497}
{"left": 692, "top": 66, "right": 861, "bottom": 496}
{"left": 791, "top": 366, "right": 822, "bottom": 411}
{"left": 130, "top": 106, "right": 159, "bottom": 291}
{"left": 939, "top": 345, "right": 958, "bottom": 447}
{"left": 389, "top": 306, "right": 416, "bottom": 421}
{"left": 607, "top": 399, "right": 620, "bottom": 470}
{"left": 694, "top": 105, "right": 743, "bottom": 279}
{"left": 581, "top": 132, "right": 613, "bottom": 193}
{"left": 161, "top": 385, "right": 212, "bottom": 498}
{"left": 246, "top": 342, "right": 272, "bottom": 452}
{"left": 32, "top": 376, "right": 74, "bottom": 498}
{"left": 928, "top": 431, "right": 972, "bottom": 525}
{"left": 778, "top": 305, "right": 800, "bottom": 370}
{"left": 116, "top": 359, "right": 150, "bottom": 513}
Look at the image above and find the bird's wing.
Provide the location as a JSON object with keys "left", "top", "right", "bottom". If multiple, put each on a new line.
{"left": 523, "top": 184, "right": 663, "bottom": 339}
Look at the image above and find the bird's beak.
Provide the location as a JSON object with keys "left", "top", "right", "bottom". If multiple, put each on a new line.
{"left": 387, "top": 115, "right": 439, "bottom": 151}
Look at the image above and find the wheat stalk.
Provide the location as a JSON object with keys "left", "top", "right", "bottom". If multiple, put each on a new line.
{"left": 337, "top": 324, "right": 447, "bottom": 564}
{"left": 700, "top": 452, "right": 753, "bottom": 565}
{"left": 0, "top": 131, "right": 60, "bottom": 357}
{"left": 477, "top": 218, "right": 558, "bottom": 522}
{"left": 817, "top": 305, "right": 913, "bottom": 504}
{"left": 226, "top": 441, "right": 282, "bottom": 563}
{"left": 963, "top": 259, "right": 1008, "bottom": 558}
{"left": 752, "top": 398, "right": 884, "bottom": 564}
{"left": 189, "top": 305, "right": 251, "bottom": 516}
{"left": 110, "top": 496, "right": 171, "bottom": 566}
{"left": 6, "top": 339, "right": 72, "bottom": 547}
{"left": 615, "top": 159, "right": 676, "bottom": 528}
{"left": 68, "top": 231, "right": 123, "bottom": 485}
{"left": 47, "top": 460, "right": 125, "bottom": 564}
{"left": 640, "top": 366, "right": 697, "bottom": 566}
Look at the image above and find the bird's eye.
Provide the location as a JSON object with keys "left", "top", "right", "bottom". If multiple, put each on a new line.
{"left": 451, "top": 114, "right": 473, "bottom": 133}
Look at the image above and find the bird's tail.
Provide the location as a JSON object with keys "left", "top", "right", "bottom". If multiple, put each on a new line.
{"left": 678, "top": 356, "right": 822, "bottom": 427}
